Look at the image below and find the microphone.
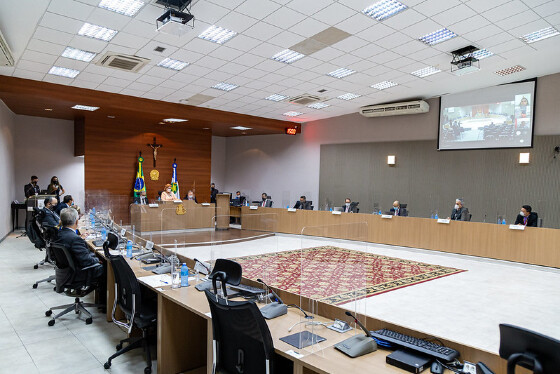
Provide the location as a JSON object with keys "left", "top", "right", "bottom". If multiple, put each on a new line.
{"left": 257, "top": 278, "right": 284, "bottom": 304}
{"left": 194, "top": 258, "right": 211, "bottom": 274}
{"left": 256, "top": 278, "right": 287, "bottom": 319}
{"left": 345, "top": 311, "right": 372, "bottom": 337}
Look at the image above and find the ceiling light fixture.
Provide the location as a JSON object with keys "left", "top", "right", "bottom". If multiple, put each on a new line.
{"left": 495, "top": 65, "right": 526, "bottom": 76}
{"left": 520, "top": 26, "right": 560, "bottom": 44}
{"left": 198, "top": 25, "right": 238, "bottom": 44}
{"left": 307, "top": 102, "right": 330, "bottom": 109}
{"left": 98, "top": 0, "right": 144, "bottom": 16}
{"left": 157, "top": 57, "right": 189, "bottom": 71}
{"left": 327, "top": 68, "right": 355, "bottom": 79}
{"left": 362, "top": 0, "right": 408, "bottom": 21}
{"left": 265, "top": 94, "right": 288, "bottom": 102}
{"left": 71, "top": 105, "right": 99, "bottom": 111}
{"left": 61, "top": 47, "right": 96, "bottom": 62}
{"left": 372, "top": 80, "right": 398, "bottom": 90}
{"left": 411, "top": 66, "right": 441, "bottom": 78}
{"left": 231, "top": 126, "right": 252, "bottom": 130}
{"left": 337, "top": 93, "right": 361, "bottom": 101}
{"left": 163, "top": 118, "right": 188, "bottom": 123}
{"left": 48, "top": 66, "right": 80, "bottom": 78}
{"left": 283, "top": 111, "right": 303, "bottom": 117}
{"left": 419, "top": 28, "right": 457, "bottom": 45}
{"left": 78, "top": 23, "right": 117, "bottom": 41}
{"left": 212, "top": 82, "right": 238, "bottom": 91}
{"left": 271, "top": 49, "right": 305, "bottom": 64}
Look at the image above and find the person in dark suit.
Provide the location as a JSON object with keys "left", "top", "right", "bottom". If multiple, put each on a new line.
{"left": 342, "top": 198, "right": 357, "bottom": 213}
{"left": 55, "top": 195, "right": 74, "bottom": 215}
{"left": 133, "top": 190, "right": 148, "bottom": 205}
{"left": 449, "top": 199, "right": 470, "bottom": 221}
{"left": 231, "top": 191, "right": 245, "bottom": 206}
{"left": 184, "top": 190, "right": 198, "bottom": 203}
{"left": 514, "top": 205, "right": 538, "bottom": 227}
{"left": 210, "top": 183, "right": 218, "bottom": 204}
{"left": 24, "top": 175, "right": 40, "bottom": 198}
{"left": 261, "top": 193, "right": 272, "bottom": 207}
{"left": 40, "top": 197, "right": 60, "bottom": 228}
{"left": 57, "top": 208, "right": 104, "bottom": 281}
{"left": 389, "top": 201, "right": 407, "bottom": 216}
{"left": 294, "top": 196, "right": 310, "bottom": 210}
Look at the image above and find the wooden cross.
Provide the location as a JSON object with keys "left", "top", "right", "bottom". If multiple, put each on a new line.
{"left": 147, "top": 137, "right": 163, "bottom": 167}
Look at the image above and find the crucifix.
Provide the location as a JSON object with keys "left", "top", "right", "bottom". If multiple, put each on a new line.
{"left": 147, "top": 137, "right": 163, "bottom": 168}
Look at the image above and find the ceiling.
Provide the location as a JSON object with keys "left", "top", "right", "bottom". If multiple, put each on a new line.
{"left": 0, "top": 0, "right": 559, "bottom": 125}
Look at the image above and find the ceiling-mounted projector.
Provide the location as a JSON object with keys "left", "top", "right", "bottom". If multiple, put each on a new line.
{"left": 156, "top": 0, "right": 194, "bottom": 36}
{"left": 450, "top": 45, "right": 481, "bottom": 76}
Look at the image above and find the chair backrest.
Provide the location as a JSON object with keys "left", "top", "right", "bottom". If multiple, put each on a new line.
{"left": 210, "top": 259, "right": 242, "bottom": 286}
{"left": 108, "top": 254, "right": 142, "bottom": 317}
{"left": 103, "top": 232, "right": 119, "bottom": 257}
{"left": 205, "top": 289, "right": 275, "bottom": 374}
{"left": 50, "top": 242, "right": 73, "bottom": 271}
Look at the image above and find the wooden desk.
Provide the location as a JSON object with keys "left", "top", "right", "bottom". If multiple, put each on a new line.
{"left": 240, "top": 207, "right": 560, "bottom": 268}
{"left": 130, "top": 201, "right": 215, "bottom": 233}
{"left": 215, "top": 194, "right": 230, "bottom": 230}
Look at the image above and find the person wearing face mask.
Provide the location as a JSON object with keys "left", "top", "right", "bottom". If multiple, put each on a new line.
{"left": 260, "top": 193, "right": 272, "bottom": 207}
{"left": 210, "top": 183, "right": 219, "bottom": 204}
{"left": 514, "top": 205, "right": 538, "bottom": 227}
{"left": 161, "top": 184, "right": 177, "bottom": 201}
{"left": 449, "top": 198, "right": 469, "bottom": 221}
{"left": 24, "top": 175, "right": 40, "bottom": 198}
{"left": 342, "top": 198, "right": 357, "bottom": 213}
{"left": 389, "top": 201, "right": 407, "bottom": 216}
{"left": 134, "top": 190, "right": 148, "bottom": 205}
{"left": 55, "top": 195, "right": 74, "bottom": 215}
{"left": 184, "top": 190, "right": 198, "bottom": 203}
{"left": 40, "top": 197, "right": 60, "bottom": 228}
{"left": 231, "top": 191, "right": 245, "bottom": 207}
{"left": 47, "top": 176, "right": 65, "bottom": 201}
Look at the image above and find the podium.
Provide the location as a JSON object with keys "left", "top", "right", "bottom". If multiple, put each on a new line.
{"left": 215, "top": 194, "right": 230, "bottom": 230}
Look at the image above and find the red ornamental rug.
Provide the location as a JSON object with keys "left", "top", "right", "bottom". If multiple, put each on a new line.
{"left": 231, "top": 246, "right": 465, "bottom": 305}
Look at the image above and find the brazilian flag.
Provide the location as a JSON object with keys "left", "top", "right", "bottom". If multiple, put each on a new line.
{"left": 134, "top": 155, "right": 146, "bottom": 197}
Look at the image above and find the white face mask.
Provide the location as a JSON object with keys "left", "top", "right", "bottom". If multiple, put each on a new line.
{"left": 345, "top": 202, "right": 350, "bottom": 207}
{"left": 520, "top": 211, "right": 525, "bottom": 216}
{"left": 166, "top": 189, "right": 171, "bottom": 193}
{"left": 188, "top": 195, "right": 193, "bottom": 199}
{"left": 454, "top": 204, "right": 459, "bottom": 210}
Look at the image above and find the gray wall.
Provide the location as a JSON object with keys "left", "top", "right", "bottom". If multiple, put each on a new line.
{"left": 0, "top": 100, "right": 16, "bottom": 239}
{"left": 319, "top": 135, "right": 560, "bottom": 228}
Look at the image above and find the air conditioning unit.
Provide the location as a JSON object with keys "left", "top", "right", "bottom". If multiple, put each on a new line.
{"left": 289, "top": 94, "right": 324, "bottom": 105}
{"left": 95, "top": 52, "right": 150, "bottom": 73}
{"left": 359, "top": 100, "right": 429, "bottom": 117}
{"left": 0, "top": 30, "right": 14, "bottom": 66}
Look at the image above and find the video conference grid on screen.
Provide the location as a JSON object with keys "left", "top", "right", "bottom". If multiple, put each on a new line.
{"left": 439, "top": 81, "right": 536, "bottom": 150}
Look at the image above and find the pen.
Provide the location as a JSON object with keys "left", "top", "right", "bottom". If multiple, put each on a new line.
{"left": 160, "top": 280, "right": 168, "bottom": 284}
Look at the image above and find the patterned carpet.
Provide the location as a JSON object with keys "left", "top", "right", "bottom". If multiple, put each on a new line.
{"left": 231, "top": 246, "right": 465, "bottom": 305}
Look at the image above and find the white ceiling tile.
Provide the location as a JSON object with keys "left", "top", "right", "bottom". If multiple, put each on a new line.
{"left": 26, "top": 39, "right": 67, "bottom": 56}
{"left": 431, "top": 36, "right": 472, "bottom": 52}
{"left": 32, "top": 26, "right": 74, "bottom": 46}
{"left": 400, "top": 18, "right": 442, "bottom": 38}
{"left": 463, "top": 25, "right": 504, "bottom": 44}
{"left": 39, "top": 12, "right": 83, "bottom": 34}
{"left": 110, "top": 32, "right": 150, "bottom": 49}
{"left": 382, "top": 9, "right": 426, "bottom": 29}
{"left": 332, "top": 36, "right": 369, "bottom": 53}
{"left": 76, "top": 71, "right": 107, "bottom": 84}
{"left": 291, "top": 56, "right": 324, "bottom": 69}
{"left": 391, "top": 40, "right": 428, "bottom": 55}
{"left": 134, "top": 4, "right": 165, "bottom": 24}
{"left": 374, "top": 32, "right": 413, "bottom": 50}
{"left": 413, "top": 0, "right": 461, "bottom": 17}
{"left": 545, "top": 12, "right": 560, "bottom": 27}
{"left": 479, "top": 32, "right": 515, "bottom": 48}
{"left": 275, "top": 64, "right": 305, "bottom": 77}
{"left": 335, "top": 13, "right": 375, "bottom": 34}
{"left": 20, "top": 50, "right": 59, "bottom": 65}
{"left": 121, "top": 19, "right": 158, "bottom": 39}
{"left": 312, "top": 3, "right": 356, "bottom": 24}
{"left": 100, "top": 44, "right": 137, "bottom": 57}
{"left": 286, "top": 0, "right": 335, "bottom": 16}
{"left": 490, "top": 38, "right": 528, "bottom": 54}
{"left": 102, "top": 76, "right": 133, "bottom": 88}
{"left": 17, "top": 60, "right": 53, "bottom": 74}
{"left": 329, "top": 53, "right": 362, "bottom": 67}
{"left": 12, "top": 69, "right": 46, "bottom": 81}
{"left": 350, "top": 43, "right": 386, "bottom": 59}
{"left": 449, "top": 15, "right": 490, "bottom": 35}
{"left": 311, "top": 46, "right": 347, "bottom": 61}
{"left": 483, "top": 1, "right": 529, "bottom": 23}
{"left": 533, "top": 0, "right": 560, "bottom": 17}
{"left": 233, "top": 53, "right": 267, "bottom": 67}
{"left": 170, "top": 49, "right": 205, "bottom": 64}
{"left": 494, "top": 12, "right": 541, "bottom": 31}
{"left": 245, "top": 80, "right": 272, "bottom": 90}
{"left": 208, "top": 46, "right": 245, "bottom": 61}
{"left": 348, "top": 59, "right": 378, "bottom": 72}
{"left": 71, "top": 80, "right": 99, "bottom": 89}
{"left": 243, "top": 22, "right": 283, "bottom": 41}
{"left": 184, "top": 64, "right": 214, "bottom": 77}
{"left": 498, "top": 45, "right": 535, "bottom": 60}
{"left": 237, "top": 68, "right": 269, "bottom": 80}
{"left": 127, "top": 81, "right": 155, "bottom": 91}
{"left": 191, "top": 1, "right": 232, "bottom": 25}
{"left": 217, "top": 62, "right": 251, "bottom": 75}
{"left": 144, "top": 66, "right": 178, "bottom": 79}
{"left": 69, "top": 35, "right": 110, "bottom": 53}
{"left": 172, "top": 73, "right": 199, "bottom": 85}
{"left": 465, "top": 0, "right": 510, "bottom": 13}
{"left": 43, "top": 74, "right": 75, "bottom": 84}
{"left": 87, "top": 7, "right": 131, "bottom": 30}
{"left": 372, "top": 50, "right": 401, "bottom": 64}
{"left": 136, "top": 74, "right": 166, "bottom": 85}
{"left": 108, "top": 69, "right": 145, "bottom": 81}
{"left": 508, "top": 19, "right": 552, "bottom": 38}
{"left": 182, "top": 38, "right": 221, "bottom": 55}
{"left": 249, "top": 43, "right": 283, "bottom": 58}
{"left": 149, "top": 86, "right": 176, "bottom": 96}
{"left": 120, "top": 88, "right": 147, "bottom": 96}
{"left": 47, "top": 0, "right": 95, "bottom": 21}
{"left": 223, "top": 34, "right": 263, "bottom": 53}
{"left": 289, "top": 18, "right": 330, "bottom": 38}
{"left": 263, "top": 6, "right": 307, "bottom": 29}
{"left": 431, "top": 5, "right": 477, "bottom": 26}
{"left": 218, "top": 11, "right": 260, "bottom": 33}
{"left": 235, "top": 0, "right": 281, "bottom": 20}
{"left": 142, "top": 92, "right": 166, "bottom": 100}
{"left": 357, "top": 23, "right": 397, "bottom": 42}
{"left": 267, "top": 31, "right": 305, "bottom": 48}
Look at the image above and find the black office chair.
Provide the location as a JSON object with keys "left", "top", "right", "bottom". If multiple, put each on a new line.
{"left": 205, "top": 283, "right": 276, "bottom": 374}
{"left": 103, "top": 249, "right": 156, "bottom": 374}
{"left": 499, "top": 323, "right": 560, "bottom": 374}
{"left": 27, "top": 208, "right": 49, "bottom": 269}
{"left": 32, "top": 226, "right": 59, "bottom": 289}
{"left": 45, "top": 243, "right": 104, "bottom": 326}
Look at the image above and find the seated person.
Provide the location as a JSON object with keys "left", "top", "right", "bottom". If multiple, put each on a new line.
{"left": 57, "top": 208, "right": 104, "bottom": 282}
{"left": 133, "top": 190, "right": 148, "bottom": 205}
{"left": 260, "top": 193, "right": 272, "bottom": 207}
{"left": 41, "top": 197, "right": 60, "bottom": 228}
{"left": 294, "top": 196, "right": 311, "bottom": 210}
{"left": 389, "top": 200, "right": 407, "bottom": 216}
{"left": 160, "top": 184, "right": 177, "bottom": 201}
{"left": 231, "top": 191, "right": 245, "bottom": 206}
{"left": 55, "top": 195, "right": 74, "bottom": 215}
{"left": 24, "top": 175, "right": 40, "bottom": 198}
{"left": 514, "top": 205, "right": 538, "bottom": 227}
{"left": 184, "top": 190, "right": 198, "bottom": 203}
{"left": 342, "top": 198, "right": 357, "bottom": 213}
{"left": 210, "top": 183, "right": 218, "bottom": 204}
{"left": 449, "top": 198, "right": 469, "bottom": 221}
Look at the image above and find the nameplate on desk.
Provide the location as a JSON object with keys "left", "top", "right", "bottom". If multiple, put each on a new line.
{"left": 173, "top": 200, "right": 182, "bottom": 203}
{"left": 201, "top": 203, "right": 211, "bottom": 206}
{"left": 120, "top": 228, "right": 126, "bottom": 237}
{"left": 381, "top": 215, "right": 393, "bottom": 219}
{"left": 332, "top": 210, "right": 342, "bottom": 215}
{"left": 146, "top": 241, "right": 154, "bottom": 250}
{"left": 437, "top": 218, "right": 451, "bottom": 224}
{"left": 148, "top": 204, "right": 158, "bottom": 208}
{"left": 287, "top": 208, "right": 297, "bottom": 212}
{"left": 250, "top": 206, "right": 258, "bottom": 210}
{"left": 509, "top": 224, "right": 525, "bottom": 231}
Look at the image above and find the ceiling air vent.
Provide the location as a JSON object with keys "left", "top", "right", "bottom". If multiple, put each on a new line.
{"left": 96, "top": 52, "right": 150, "bottom": 73}
{"left": 289, "top": 94, "right": 323, "bottom": 105}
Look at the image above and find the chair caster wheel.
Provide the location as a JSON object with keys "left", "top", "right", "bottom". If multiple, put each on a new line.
{"left": 75, "top": 310, "right": 80, "bottom": 314}
{"left": 32, "top": 283, "right": 38, "bottom": 289}
{"left": 45, "top": 310, "right": 52, "bottom": 317}
{"left": 33, "top": 264, "right": 38, "bottom": 269}
{"left": 144, "top": 367, "right": 152, "bottom": 374}
{"left": 86, "top": 317, "right": 93, "bottom": 325}
{"left": 48, "top": 319, "right": 55, "bottom": 326}
{"left": 116, "top": 343, "right": 122, "bottom": 351}
{"left": 104, "top": 362, "right": 111, "bottom": 369}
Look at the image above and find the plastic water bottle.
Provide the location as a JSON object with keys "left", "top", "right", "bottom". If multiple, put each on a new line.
{"left": 502, "top": 218, "right": 506, "bottom": 225}
{"left": 126, "top": 240, "right": 132, "bottom": 258}
{"left": 91, "top": 215, "right": 95, "bottom": 229}
{"left": 434, "top": 213, "right": 439, "bottom": 220}
{"left": 430, "top": 213, "right": 434, "bottom": 219}
{"left": 92, "top": 207, "right": 96, "bottom": 214}
{"left": 101, "top": 227, "right": 107, "bottom": 241}
{"left": 180, "top": 263, "right": 189, "bottom": 287}
{"left": 287, "top": 205, "right": 289, "bottom": 209}
{"left": 330, "top": 208, "right": 333, "bottom": 212}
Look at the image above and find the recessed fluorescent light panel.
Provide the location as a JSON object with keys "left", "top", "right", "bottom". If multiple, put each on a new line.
{"left": 271, "top": 49, "right": 305, "bottom": 64}
{"left": 72, "top": 105, "right": 99, "bottom": 111}
{"left": 265, "top": 94, "right": 288, "bottom": 102}
{"left": 494, "top": 65, "right": 526, "bottom": 76}
{"left": 470, "top": 49, "right": 494, "bottom": 60}
{"left": 418, "top": 28, "right": 457, "bottom": 45}
{"left": 48, "top": 66, "right": 80, "bottom": 78}
{"left": 212, "top": 82, "right": 238, "bottom": 91}
{"left": 198, "top": 25, "right": 237, "bottom": 44}
{"left": 372, "top": 80, "right": 398, "bottom": 90}
{"left": 337, "top": 93, "right": 361, "bottom": 101}
{"left": 78, "top": 23, "right": 117, "bottom": 41}
{"left": 283, "top": 111, "right": 303, "bottom": 117}
{"left": 98, "top": 0, "right": 144, "bottom": 16}
{"left": 520, "top": 26, "right": 560, "bottom": 44}
{"left": 163, "top": 118, "right": 188, "bottom": 123}
{"left": 362, "top": 0, "right": 408, "bottom": 21}
{"left": 411, "top": 66, "right": 441, "bottom": 78}
{"left": 61, "top": 47, "right": 96, "bottom": 62}
{"left": 231, "top": 126, "right": 252, "bottom": 130}
{"left": 327, "top": 68, "right": 355, "bottom": 79}
{"left": 157, "top": 57, "right": 189, "bottom": 71}
{"left": 308, "top": 102, "right": 330, "bottom": 109}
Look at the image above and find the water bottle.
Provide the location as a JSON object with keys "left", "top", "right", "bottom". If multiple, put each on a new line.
{"left": 101, "top": 227, "right": 107, "bottom": 241}
{"left": 91, "top": 215, "right": 95, "bottom": 229}
{"left": 126, "top": 240, "right": 132, "bottom": 258}
{"left": 502, "top": 218, "right": 506, "bottom": 225}
{"left": 287, "top": 205, "right": 289, "bottom": 209}
{"left": 434, "top": 212, "right": 439, "bottom": 220}
{"left": 180, "top": 263, "right": 189, "bottom": 287}
{"left": 430, "top": 213, "right": 434, "bottom": 219}
{"left": 92, "top": 207, "right": 96, "bottom": 214}
{"left": 330, "top": 208, "right": 333, "bottom": 212}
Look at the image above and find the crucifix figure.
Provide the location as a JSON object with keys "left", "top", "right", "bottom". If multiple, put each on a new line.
{"left": 147, "top": 137, "right": 163, "bottom": 167}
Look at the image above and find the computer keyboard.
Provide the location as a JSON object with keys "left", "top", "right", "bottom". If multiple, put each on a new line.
{"left": 229, "top": 283, "right": 266, "bottom": 295}
{"left": 92, "top": 239, "right": 105, "bottom": 247}
{"left": 370, "top": 329, "right": 460, "bottom": 362}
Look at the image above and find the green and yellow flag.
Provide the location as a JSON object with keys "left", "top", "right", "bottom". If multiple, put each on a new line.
{"left": 133, "top": 155, "right": 146, "bottom": 197}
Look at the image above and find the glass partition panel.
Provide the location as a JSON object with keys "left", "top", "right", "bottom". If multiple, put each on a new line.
{"left": 496, "top": 198, "right": 508, "bottom": 225}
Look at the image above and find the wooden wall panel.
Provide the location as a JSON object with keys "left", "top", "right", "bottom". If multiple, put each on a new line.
{"left": 84, "top": 118, "right": 212, "bottom": 223}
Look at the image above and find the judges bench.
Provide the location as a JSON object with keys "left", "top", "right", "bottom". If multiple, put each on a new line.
{"left": 130, "top": 200, "right": 215, "bottom": 233}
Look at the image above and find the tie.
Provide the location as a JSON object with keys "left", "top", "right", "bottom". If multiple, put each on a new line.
{"left": 394, "top": 209, "right": 398, "bottom": 216}
{"left": 523, "top": 216, "right": 527, "bottom": 225}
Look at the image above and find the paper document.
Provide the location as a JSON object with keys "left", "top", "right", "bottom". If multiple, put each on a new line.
{"left": 138, "top": 274, "right": 173, "bottom": 288}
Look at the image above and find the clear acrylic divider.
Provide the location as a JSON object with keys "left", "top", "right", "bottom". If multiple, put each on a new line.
{"left": 297, "top": 222, "right": 369, "bottom": 356}
{"left": 496, "top": 198, "right": 508, "bottom": 225}
{"left": 535, "top": 200, "right": 546, "bottom": 228}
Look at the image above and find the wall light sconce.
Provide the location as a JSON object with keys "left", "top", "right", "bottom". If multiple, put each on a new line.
{"left": 387, "top": 155, "right": 396, "bottom": 166}
{"left": 519, "top": 152, "right": 530, "bottom": 164}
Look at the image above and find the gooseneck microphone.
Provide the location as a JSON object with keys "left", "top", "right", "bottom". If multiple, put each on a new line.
{"left": 256, "top": 278, "right": 287, "bottom": 319}
{"left": 194, "top": 258, "right": 211, "bottom": 273}
{"left": 256, "top": 278, "right": 284, "bottom": 304}
{"left": 345, "top": 311, "right": 372, "bottom": 337}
